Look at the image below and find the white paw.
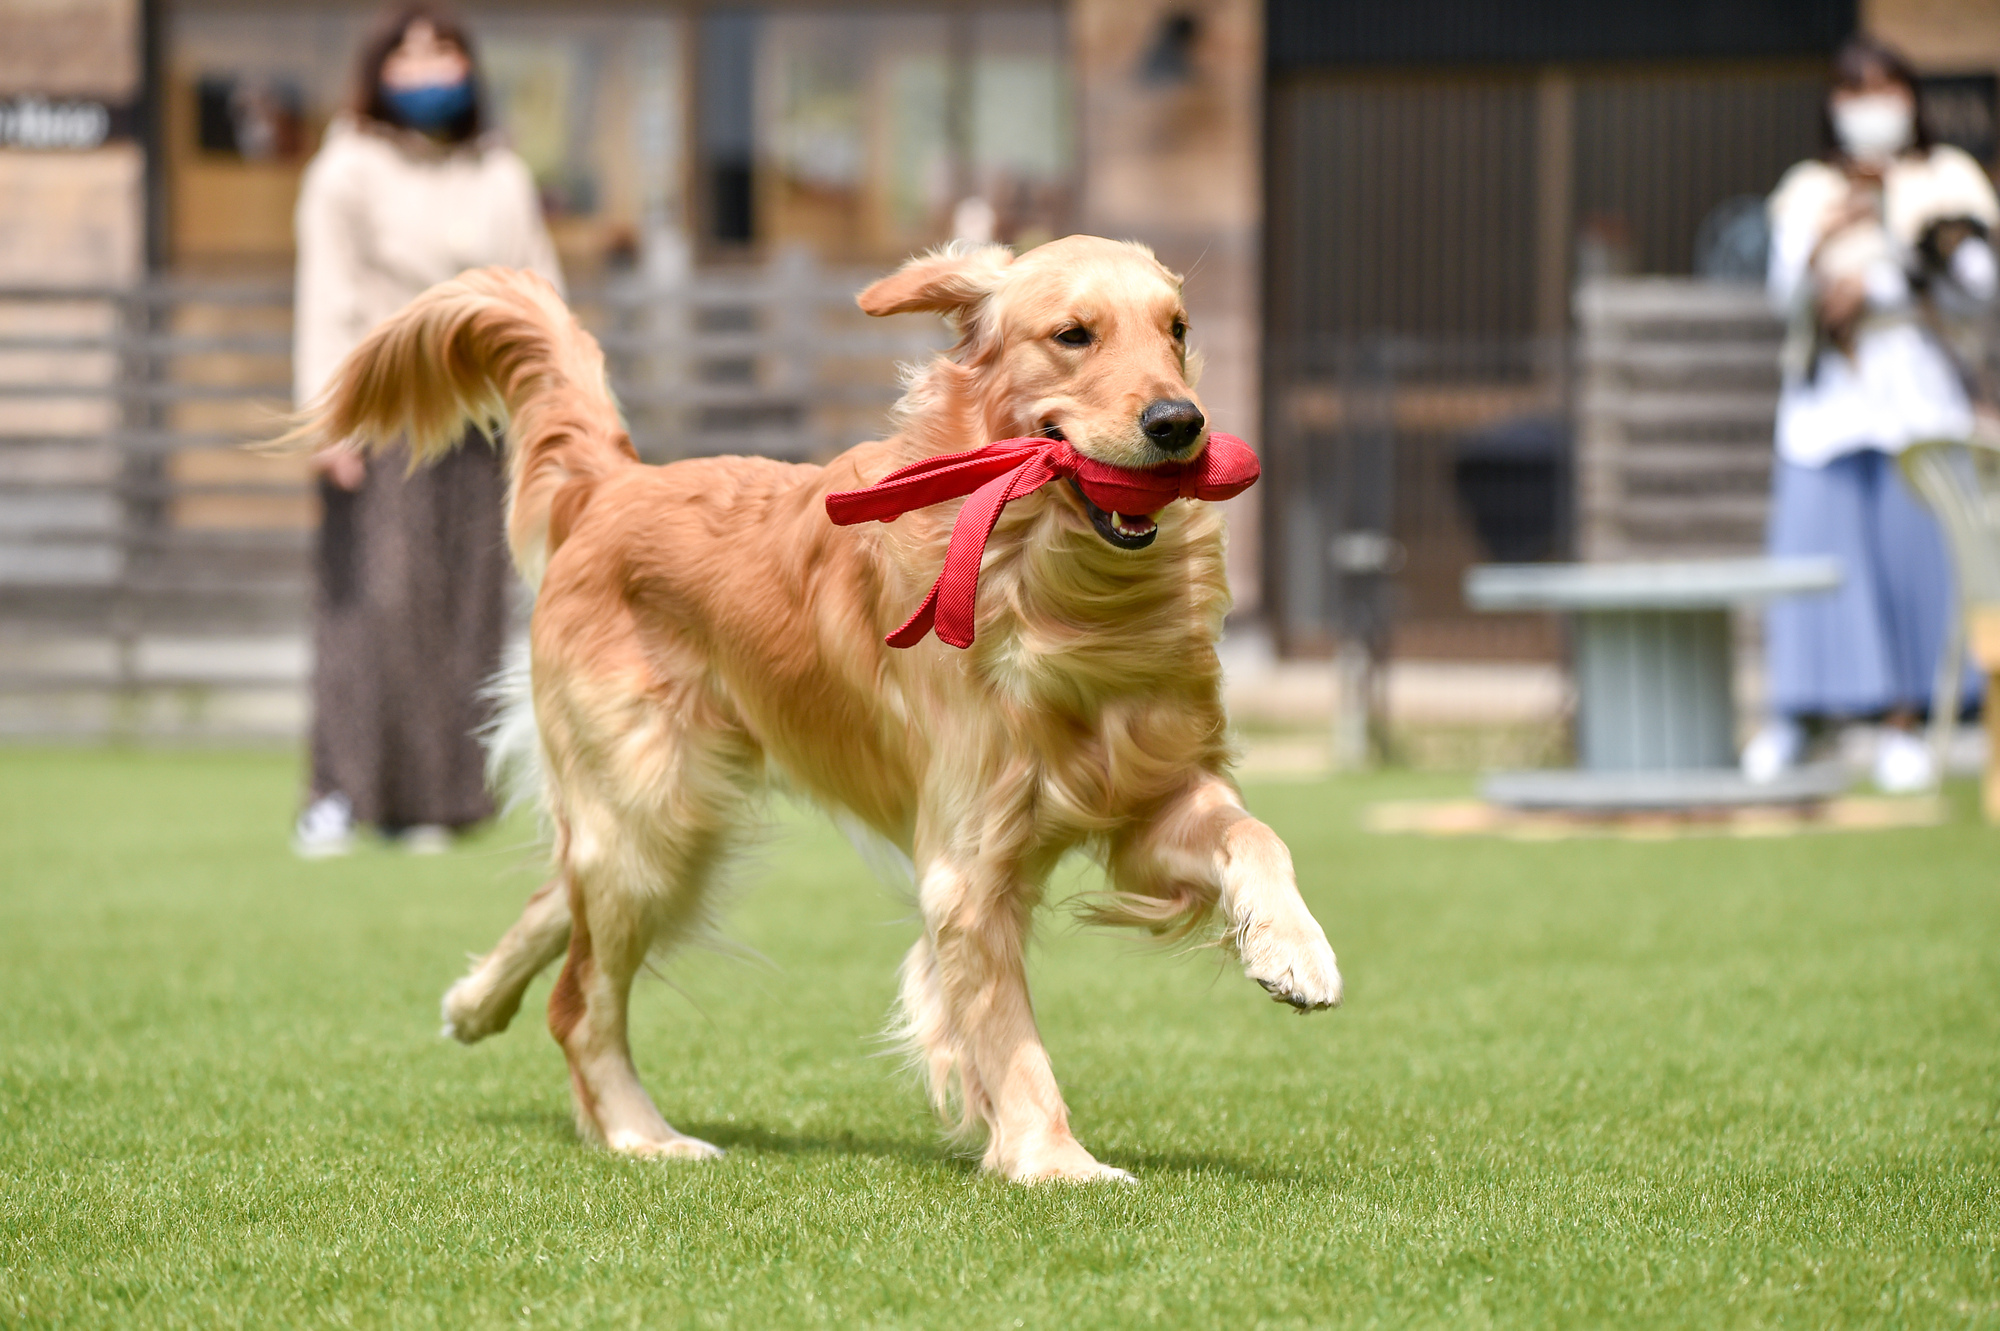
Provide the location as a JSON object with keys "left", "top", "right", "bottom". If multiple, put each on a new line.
{"left": 606, "top": 1130, "right": 724, "bottom": 1161}
{"left": 1237, "top": 912, "right": 1343, "bottom": 1012}
{"left": 1039, "top": 1161, "right": 1138, "bottom": 1185}
{"left": 996, "top": 1137, "right": 1137, "bottom": 1184}
{"left": 440, "top": 976, "right": 516, "bottom": 1045}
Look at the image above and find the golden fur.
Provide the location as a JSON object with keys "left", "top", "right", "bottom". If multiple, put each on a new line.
{"left": 294, "top": 235, "right": 1342, "bottom": 1182}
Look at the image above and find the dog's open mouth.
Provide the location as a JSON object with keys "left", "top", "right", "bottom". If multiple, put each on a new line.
{"left": 1070, "top": 482, "right": 1160, "bottom": 549}
{"left": 1043, "top": 425, "right": 1159, "bottom": 550}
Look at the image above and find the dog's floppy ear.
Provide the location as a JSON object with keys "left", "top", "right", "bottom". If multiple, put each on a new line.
{"left": 857, "top": 242, "right": 1012, "bottom": 318}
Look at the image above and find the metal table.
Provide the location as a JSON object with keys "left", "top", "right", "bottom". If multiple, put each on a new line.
{"left": 1464, "top": 557, "right": 1845, "bottom": 809}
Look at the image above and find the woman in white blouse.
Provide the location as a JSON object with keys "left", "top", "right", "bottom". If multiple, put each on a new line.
{"left": 1747, "top": 36, "right": 1996, "bottom": 792}
{"left": 292, "top": 4, "right": 562, "bottom": 856}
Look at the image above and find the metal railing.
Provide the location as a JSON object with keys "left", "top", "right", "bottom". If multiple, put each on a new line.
{"left": 1265, "top": 333, "right": 1573, "bottom": 660}
{"left": 0, "top": 254, "right": 944, "bottom": 741}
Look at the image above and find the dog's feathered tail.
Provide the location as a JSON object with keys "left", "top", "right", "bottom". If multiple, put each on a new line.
{"left": 281, "top": 267, "right": 636, "bottom": 590}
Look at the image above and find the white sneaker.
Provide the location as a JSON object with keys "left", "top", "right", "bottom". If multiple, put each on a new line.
{"left": 1741, "top": 719, "right": 1804, "bottom": 784}
{"left": 1873, "top": 729, "right": 1937, "bottom": 793}
{"left": 400, "top": 824, "right": 453, "bottom": 855}
{"left": 293, "top": 793, "right": 354, "bottom": 859}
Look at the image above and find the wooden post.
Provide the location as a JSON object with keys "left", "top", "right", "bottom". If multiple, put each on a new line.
{"left": 770, "top": 245, "right": 816, "bottom": 457}
{"left": 645, "top": 229, "right": 691, "bottom": 463}
{"left": 1534, "top": 68, "right": 1574, "bottom": 351}
{"left": 1984, "top": 670, "right": 2000, "bottom": 825}
{"left": 1970, "top": 608, "right": 2000, "bottom": 823}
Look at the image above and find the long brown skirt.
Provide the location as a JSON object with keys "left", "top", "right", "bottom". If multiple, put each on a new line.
{"left": 309, "top": 436, "right": 512, "bottom": 829}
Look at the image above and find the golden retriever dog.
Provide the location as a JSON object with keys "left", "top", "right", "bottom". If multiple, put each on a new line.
{"left": 294, "top": 235, "right": 1341, "bottom": 1183}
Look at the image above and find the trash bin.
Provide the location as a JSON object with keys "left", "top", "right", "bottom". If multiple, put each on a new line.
{"left": 1453, "top": 414, "right": 1570, "bottom": 563}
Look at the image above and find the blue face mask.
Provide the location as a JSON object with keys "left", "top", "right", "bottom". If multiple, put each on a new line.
{"left": 381, "top": 78, "right": 473, "bottom": 132}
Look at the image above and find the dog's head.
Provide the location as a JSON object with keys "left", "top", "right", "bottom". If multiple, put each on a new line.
{"left": 859, "top": 236, "right": 1206, "bottom": 551}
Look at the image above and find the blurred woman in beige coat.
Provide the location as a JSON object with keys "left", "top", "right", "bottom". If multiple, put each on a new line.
{"left": 293, "top": 3, "right": 561, "bottom": 856}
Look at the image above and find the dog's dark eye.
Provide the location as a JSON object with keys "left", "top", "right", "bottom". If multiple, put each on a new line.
{"left": 1171, "top": 319, "right": 1187, "bottom": 341}
{"left": 1053, "top": 327, "right": 1092, "bottom": 348}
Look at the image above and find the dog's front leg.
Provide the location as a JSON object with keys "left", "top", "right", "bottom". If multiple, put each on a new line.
{"left": 917, "top": 857, "right": 1133, "bottom": 1184}
{"left": 1112, "top": 775, "right": 1343, "bottom": 1011}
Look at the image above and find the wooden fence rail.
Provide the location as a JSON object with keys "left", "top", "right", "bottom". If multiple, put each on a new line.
{"left": 1574, "top": 278, "right": 1784, "bottom": 561}
{"left": 0, "top": 257, "right": 942, "bottom": 741}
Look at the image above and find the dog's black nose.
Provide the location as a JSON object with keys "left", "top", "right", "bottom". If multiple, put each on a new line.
{"left": 1140, "top": 399, "right": 1205, "bottom": 454}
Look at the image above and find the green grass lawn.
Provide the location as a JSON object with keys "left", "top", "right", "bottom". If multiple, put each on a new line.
{"left": 2, "top": 749, "right": 1997, "bottom": 1329}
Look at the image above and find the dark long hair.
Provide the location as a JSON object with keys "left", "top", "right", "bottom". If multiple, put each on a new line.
{"left": 1822, "top": 34, "right": 1932, "bottom": 159}
{"left": 353, "top": 2, "right": 485, "bottom": 143}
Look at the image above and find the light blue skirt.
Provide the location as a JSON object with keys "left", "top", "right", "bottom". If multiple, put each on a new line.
{"left": 1764, "top": 448, "right": 1978, "bottom": 719}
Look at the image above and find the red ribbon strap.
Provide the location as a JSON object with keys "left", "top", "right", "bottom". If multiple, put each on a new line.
{"left": 825, "top": 432, "right": 1260, "bottom": 649}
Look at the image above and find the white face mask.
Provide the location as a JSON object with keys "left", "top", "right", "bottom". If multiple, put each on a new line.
{"left": 1833, "top": 92, "right": 1915, "bottom": 163}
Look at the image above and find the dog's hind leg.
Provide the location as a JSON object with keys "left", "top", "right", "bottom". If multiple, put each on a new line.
{"left": 547, "top": 799, "right": 735, "bottom": 1161}
{"left": 442, "top": 877, "right": 572, "bottom": 1043}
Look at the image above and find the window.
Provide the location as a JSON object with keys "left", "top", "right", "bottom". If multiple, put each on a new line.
{"left": 698, "top": 6, "right": 1072, "bottom": 260}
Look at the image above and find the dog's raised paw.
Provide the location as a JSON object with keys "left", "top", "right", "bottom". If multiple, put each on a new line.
{"left": 1238, "top": 917, "right": 1343, "bottom": 1012}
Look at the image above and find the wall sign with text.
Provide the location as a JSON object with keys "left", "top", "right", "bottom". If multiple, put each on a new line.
{"left": 0, "top": 96, "right": 139, "bottom": 151}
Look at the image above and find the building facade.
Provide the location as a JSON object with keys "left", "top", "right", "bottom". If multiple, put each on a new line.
{"left": 5, "top": 0, "right": 2000, "bottom": 728}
